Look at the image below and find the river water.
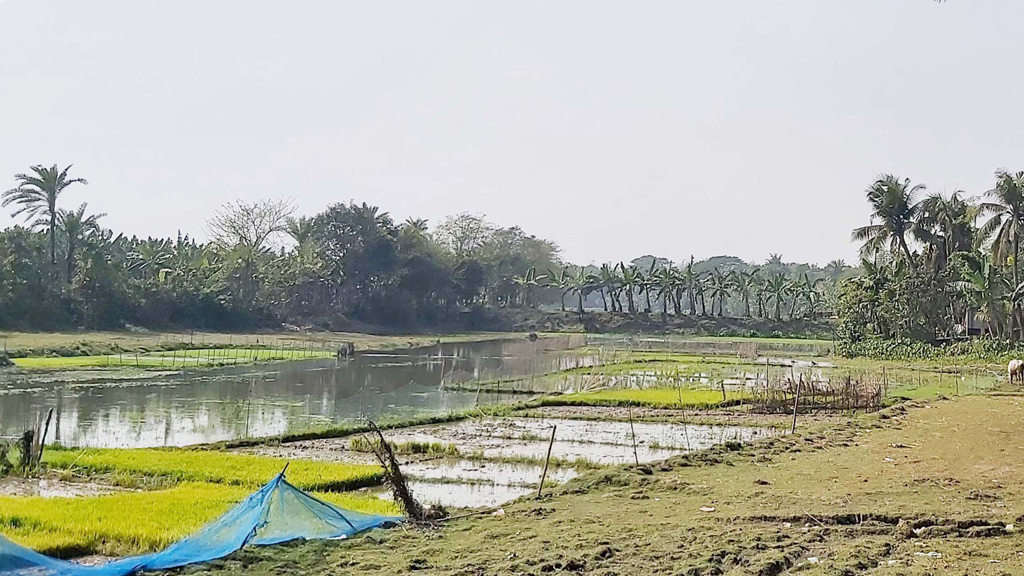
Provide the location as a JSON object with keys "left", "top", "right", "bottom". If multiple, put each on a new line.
{"left": 0, "top": 336, "right": 595, "bottom": 448}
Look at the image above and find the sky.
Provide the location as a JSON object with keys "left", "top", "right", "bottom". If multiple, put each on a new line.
{"left": 1, "top": 1, "right": 1022, "bottom": 267}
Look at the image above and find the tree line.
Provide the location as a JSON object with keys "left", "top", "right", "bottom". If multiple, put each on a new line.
{"left": 837, "top": 170, "right": 1024, "bottom": 345}
{"left": 0, "top": 163, "right": 842, "bottom": 331}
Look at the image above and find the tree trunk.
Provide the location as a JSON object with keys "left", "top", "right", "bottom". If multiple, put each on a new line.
{"left": 898, "top": 234, "right": 914, "bottom": 264}
{"left": 744, "top": 295, "right": 751, "bottom": 318}
{"left": 600, "top": 289, "right": 608, "bottom": 312}
{"left": 49, "top": 216, "right": 57, "bottom": 268}
{"left": 688, "top": 285, "right": 697, "bottom": 315}
{"left": 577, "top": 291, "right": 585, "bottom": 320}
{"left": 560, "top": 293, "right": 565, "bottom": 312}
{"left": 65, "top": 244, "right": 75, "bottom": 286}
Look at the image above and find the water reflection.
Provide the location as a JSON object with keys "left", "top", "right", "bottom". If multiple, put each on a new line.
{"left": 0, "top": 337, "right": 595, "bottom": 448}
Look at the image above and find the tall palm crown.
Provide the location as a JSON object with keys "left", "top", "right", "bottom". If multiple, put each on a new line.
{"left": 58, "top": 203, "right": 106, "bottom": 284}
{"left": 2, "top": 164, "right": 88, "bottom": 267}
{"left": 915, "top": 191, "right": 976, "bottom": 271}
{"left": 851, "top": 174, "right": 923, "bottom": 262}
{"left": 979, "top": 171, "right": 1024, "bottom": 286}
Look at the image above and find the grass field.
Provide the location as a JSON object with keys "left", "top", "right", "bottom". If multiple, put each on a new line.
{"left": 44, "top": 448, "right": 384, "bottom": 491}
{"left": 185, "top": 395, "right": 1024, "bottom": 575}
{"left": 0, "top": 483, "right": 399, "bottom": 557}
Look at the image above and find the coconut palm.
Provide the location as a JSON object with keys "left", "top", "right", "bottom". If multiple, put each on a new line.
{"left": 979, "top": 171, "right": 1024, "bottom": 286}
{"left": 2, "top": 164, "right": 88, "bottom": 268}
{"left": 915, "top": 191, "right": 976, "bottom": 272}
{"left": 58, "top": 203, "right": 105, "bottom": 285}
{"left": 852, "top": 174, "right": 924, "bottom": 263}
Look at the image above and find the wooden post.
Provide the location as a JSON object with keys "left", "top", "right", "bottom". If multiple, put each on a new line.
{"left": 628, "top": 403, "right": 639, "bottom": 466}
{"left": 537, "top": 425, "right": 557, "bottom": 499}
{"left": 720, "top": 380, "right": 727, "bottom": 403}
{"left": 791, "top": 377, "right": 802, "bottom": 434}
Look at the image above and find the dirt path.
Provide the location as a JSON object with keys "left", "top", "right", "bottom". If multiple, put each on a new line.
{"left": 190, "top": 396, "right": 1024, "bottom": 575}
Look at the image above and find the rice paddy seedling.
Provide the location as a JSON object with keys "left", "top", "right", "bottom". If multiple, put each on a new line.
{"left": 541, "top": 388, "right": 749, "bottom": 409}
{"left": 44, "top": 448, "right": 384, "bottom": 492}
{"left": 0, "top": 482, "right": 399, "bottom": 557}
{"left": 348, "top": 437, "right": 461, "bottom": 457}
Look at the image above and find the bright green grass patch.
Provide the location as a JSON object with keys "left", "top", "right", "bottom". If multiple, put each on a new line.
{"left": 12, "top": 348, "right": 334, "bottom": 370}
{"left": 0, "top": 482, "right": 399, "bottom": 557}
{"left": 542, "top": 388, "right": 748, "bottom": 409}
{"left": 44, "top": 448, "right": 384, "bottom": 492}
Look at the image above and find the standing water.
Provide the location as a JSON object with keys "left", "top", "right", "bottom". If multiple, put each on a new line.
{"left": 0, "top": 337, "right": 596, "bottom": 448}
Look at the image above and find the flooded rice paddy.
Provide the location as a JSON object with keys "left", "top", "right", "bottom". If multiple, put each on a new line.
{"left": 248, "top": 416, "right": 776, "bottom": 508}
{"left": 0, "top": 337, "right": 596, "bottom": 448}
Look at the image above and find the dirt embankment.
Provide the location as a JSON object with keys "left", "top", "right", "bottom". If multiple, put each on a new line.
{"left": 191, "top": 396, "right": 1024, "bottom": 575}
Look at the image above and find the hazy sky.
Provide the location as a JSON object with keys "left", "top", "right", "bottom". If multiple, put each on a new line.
{"left": 1, "top": 1, "right": 1022, "bottom": 267}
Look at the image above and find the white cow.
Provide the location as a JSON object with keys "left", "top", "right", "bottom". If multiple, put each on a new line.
{"left": 1009, "top": 359, "right": 1024, "bottom": 385}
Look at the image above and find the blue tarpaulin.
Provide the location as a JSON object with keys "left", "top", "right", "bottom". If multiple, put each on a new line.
{"left": 0, "top": 473, "right": 401, "bottom": 576}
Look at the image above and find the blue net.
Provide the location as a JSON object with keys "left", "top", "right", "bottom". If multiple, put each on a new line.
{"left": 0, "top": 474, "right": 401, "bottom": 576}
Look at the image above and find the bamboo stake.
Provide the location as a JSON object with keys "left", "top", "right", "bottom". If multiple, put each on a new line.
{"left": 537, "top": 425, "right": 557, "bottom": 499}
{"left": 791, "top": 377, "right": 802, "bottom": 434}
{"left": 628, "top": 403, "right": 639, "bottom": 466}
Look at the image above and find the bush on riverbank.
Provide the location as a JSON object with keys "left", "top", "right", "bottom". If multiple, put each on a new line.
{"left": 837, "top": 336, "right": 1024, "bottom": 361}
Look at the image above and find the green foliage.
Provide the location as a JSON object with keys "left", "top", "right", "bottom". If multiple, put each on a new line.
{"left": 43, "top": 447, "right": 384, "bottom": 492}
{"left": 837, "top": 336, "right": 1024, "bottom": 361}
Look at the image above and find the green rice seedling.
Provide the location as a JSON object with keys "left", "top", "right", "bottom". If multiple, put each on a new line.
{"left": 539, "top": 388, "right": 749, "bottom": 409}
{"left": 0, "top": 482, "right": 399, "bottom": 557}
{"left": 348, "top": 436, "right": 461, "bottom": 457}
{"left": 43, "top": 448, "right": 384, "bottom": 492}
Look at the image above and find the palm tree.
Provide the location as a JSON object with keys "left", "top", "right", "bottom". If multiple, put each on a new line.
{"left": 403, "top": 217, "right": 429, "bottom": 234}
{"left": 286, "top": 216, "right": 318, "bottom": 246}
{"left": 915, "top": 191, "right": 976, "bottom": 272}
{"left": 511, "top": 266, "right": 545, "bottom": 307}
{"left": 129, "top": 239, "right": 174, "bottom": 282}
{"left": 731, "top": 268, "right": 759, "bottom": 317}
{"left": 58, "top": 203, "right": 105, "bottom": 284}
{"left": 652, "top": 265, "right": 677, "bottom": 317}
{"left": 953, "top": 253, "right": 1009, "bottom": 338}
{"left": 980, "top": 171, "right": 1024, "bottom": 287}
{"left": 706, "top": 268, "right": 733, "bottom": 316}
{"left": 565, "top": 267, "right": 592, "bottom": 320}
{"left": 596, "top": 264, "right": 621, "bottom": 312}
{"left": 790, "top": 272, "right": 824, "bottom": 320}
{"left": 765, "top": 273, "right": 791, "bottom": 321}
{"left": 680, "top": 257, "right": 699, "bottom": 316}
{"left": 824, "top": 260, "right": 846, "bottom": 287}
{"left": 979, "top": 171, "right": 1024, "bottom": 338}
{"left": 618, "top": 263, "right": 639, "bottom": 315}
{"left": 546, "top": 267, "right": 571, "bottom": 312}
{"left": 852, "top": 174, "right": 924, "bottom": 263}
{"left": 2, "top": 164, "right": 88, "bottom": 268}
